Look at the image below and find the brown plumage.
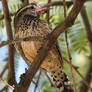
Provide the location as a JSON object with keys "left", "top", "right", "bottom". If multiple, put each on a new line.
{"left": 14, "top": 3, "right": 73, "bottom": 92}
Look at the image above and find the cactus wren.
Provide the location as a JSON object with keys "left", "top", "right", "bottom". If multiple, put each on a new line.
{"left": 14, "top": 3, "right": 73, "bottom": 92}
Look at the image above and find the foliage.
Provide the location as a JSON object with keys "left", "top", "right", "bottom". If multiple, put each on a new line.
{"left": 0, "top": 0, "right": 92, "bottom": 92}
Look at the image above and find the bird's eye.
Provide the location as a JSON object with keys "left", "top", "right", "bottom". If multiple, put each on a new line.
{"left": 31, "top": 6, "right": 34, "bottom": 9}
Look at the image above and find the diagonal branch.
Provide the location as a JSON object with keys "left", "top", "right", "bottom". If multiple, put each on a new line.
{"left": 44, "top": 71, "right": 55, "bottom": 87}
{"left": 14, "top": 0, "right": 87, "bottom": 92}
{"left": 0, "top": 78, "right": 14, "bottom": 90}
{"left": 0, "top": 63, "right": 8, "bottom": 78}
{"left": 34, "top": 70, "right": 41, "bottom": 92}
{"left": 63, "top": 57, "right": 92, "bottom": 91}
{"left": 0, "top": 86, "right": 8, "bottom": 92}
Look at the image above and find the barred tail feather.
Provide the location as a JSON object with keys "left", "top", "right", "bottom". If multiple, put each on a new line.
{"left": 52, "top": 72, "right": 74, "bottom": 92}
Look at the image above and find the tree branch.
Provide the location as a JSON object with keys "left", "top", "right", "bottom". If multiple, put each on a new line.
{"left": 14, "top": 0, "right": 87, "bottom": 92}
{"left": 0, "top": 78, "right": 14, "bottom": 90}
{"left": 63, "top": 57, "right": 92, "bottom": 91}
{"left": 0, "top": 0, "right": 91, "bottom": 21}
{"left": 0, "top": 86, "right": 8, "bottom": 92}
{"left": 0, "top": 63, "right": 8, "bottom": 78}
{"left": 46, "top": 0, "right": 51, "bottom": 24}
{"left": 44, "top": 71, "right": 55, "bottom": 87}
{"left": 1, "top": 0, "right": 16, "bottom": 85}
{"left": 63, "top": 0, "right": 76, "bottom": 91}
{"left": 79, "top": 6, "right": 92, "bottom": 92}
{"left": 0, "top": 12, "right": 15, "bottom": 20}
{"left": 34, "top": 70, "right": 41, "bottom": 92}
{"left": 43, "top": 1, "right": 73, "bottom": 8}
{"left": 0, "top": 36, "right": 47, "bottom": 48}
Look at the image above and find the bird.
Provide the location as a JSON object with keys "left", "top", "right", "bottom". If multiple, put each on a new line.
{"left": 14, "top": 2, "right": 74, "bottom": 92}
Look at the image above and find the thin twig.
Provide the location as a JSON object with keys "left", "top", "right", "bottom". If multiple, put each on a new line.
{"left": 0, "top": 12, "right": 15, "bottom": 20}
{"left": 0, "top": 86, "right": 8, "bottom": 92}
{"left": 46, "top": 0, "right": 51, "bottom": 24}
{"left": 63, "top": 57, "right": 92, "bottom": 91}
{"left": 0, "top": 36, "right": 47, "bottom": 48}
{"left": 0, "top": 63, "right": 8, "bottom": 78}
{"left": 63, "top": 0, "right": 76, "bottom": 91}
{"left": 44, "top": 71, "right": 55, "bottom": 87}
{"left": 0, "top": 78, "right": 14, "bottom": 90}
{"left": 34, "top": 70, "right": 41, "bottom": 92}
{"left": 32, "top": 80, "right": 37, "bottom": 85}
{"left": 63, "top": 0, "right": 67, "bottom": 18}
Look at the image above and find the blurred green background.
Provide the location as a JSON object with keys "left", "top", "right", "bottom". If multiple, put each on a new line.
{"left": 0, "top": 0, "right": 92, "bottom": 92}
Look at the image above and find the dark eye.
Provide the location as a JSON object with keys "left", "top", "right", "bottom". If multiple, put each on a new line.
{"left": 31, "top": 6, "right": 34, "bottom": 9}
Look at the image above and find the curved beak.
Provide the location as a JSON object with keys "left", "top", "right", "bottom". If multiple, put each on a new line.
{"left": 35, "top": 6, "right": 51, "bottom": 14}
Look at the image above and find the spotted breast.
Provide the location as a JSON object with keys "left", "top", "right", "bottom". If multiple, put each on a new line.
{"left": 14, "top": 3, "right": 74, "bottom": 92}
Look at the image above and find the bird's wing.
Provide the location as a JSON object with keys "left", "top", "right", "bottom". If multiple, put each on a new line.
{"left": 14, "top": 42, "right": 31, "bottom": 66}
{"left": 14, "top": 17, "right": 73, "bottom": 92}
{"left": 55, "top": 41, "right": 63, "bottom": 66}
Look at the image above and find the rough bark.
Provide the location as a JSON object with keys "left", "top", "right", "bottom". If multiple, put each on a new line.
{"left": 1, "top": 0, "right": 16, "bottom": 85}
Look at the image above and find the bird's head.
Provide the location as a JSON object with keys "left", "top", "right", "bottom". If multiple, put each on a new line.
{"left": 15, "top": 3, "right": 50, "bottom": 18}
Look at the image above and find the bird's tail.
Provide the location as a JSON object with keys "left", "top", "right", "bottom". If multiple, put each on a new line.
{"left": 51, "top": 71, "right": 74, "bottom": 92}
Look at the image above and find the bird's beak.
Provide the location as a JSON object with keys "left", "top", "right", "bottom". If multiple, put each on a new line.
{"left": 35, "top": 7, "right": 51, "bottom": 14}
